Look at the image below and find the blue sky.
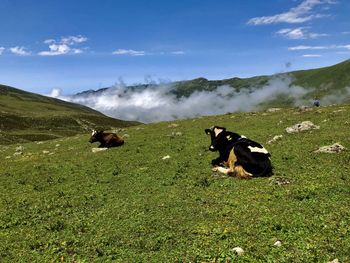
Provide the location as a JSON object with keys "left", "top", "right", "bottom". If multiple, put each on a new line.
{"left": 0, "top": 0, "right": 349, "bottom": 95}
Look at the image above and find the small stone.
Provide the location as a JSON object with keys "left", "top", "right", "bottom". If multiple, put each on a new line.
{"left": 168, "top": 124, "right": 179, "bottom": 128}
{"left": 162, "top": 155, "right": 171, "bottom": 160}
{"left": 327, "top": 259, "right": 339, "bottom": 263}
{"left": 231, "top": 247, "right": 244, "bottom": 256}
{"left": 298, "top": 106, "right": 313, "bottom": 112}
{"left": 274, "top": 240, "right": 282, "bottom": 247}
{"left": 267, "top": 135, "right": 283, "bottom": 144}
{"left": 267, "top": 108, "right": 281, "bottom": 113}
{"left": 15, "top": 146, "right": 25, "bottom": 152}
{"left": 92, "top": 148, "right": 108, "bottom": 153}
{"left": 269, "top": 177, "right": 290, "bottom": 186}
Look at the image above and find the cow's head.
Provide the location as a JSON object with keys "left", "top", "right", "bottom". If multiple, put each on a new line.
{"left": 89, "top": 130, "right": 103, "bottom": 143}
{"left": 204, "top": 126, "right": 228, "bottom": 152}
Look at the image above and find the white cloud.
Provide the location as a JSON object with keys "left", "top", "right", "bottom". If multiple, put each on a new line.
{"left": 336, "top": 51, "right": 350, "bottom": 55}
{"left": 276, "top": 27, "right": 328, "bottom": 39}
{"left": 171, "top": 51, "right": 185, "bottom": 55}
{"left": 48, "top": 88, "right": 61, "bottom": 97}
{"left": 10, "top": 46, "right": 31, "bottom": 56}
{"left": 288, "top": 45, "right": 327, "bottom": 50}
{"left": 288, "top": 44, "right": 350, "bottom": 50}
{"left": 38, "top": 35, "right": 87, "bottom": 56}
{"left": 248, "top": 0, "right": 336, "bottom": 25}
{"left": 341, "top": 44, "right": 350, "bottom": 50}
{"left": 61, "top": 35, "right": 87, "bottom": 45}
{"left": 112, "top": 49, "right": 145, "bottom": 56}
{"left": 302, "top": 54, "right": 322, "bottom": 57}
{"left": 0, "top": 47, "right": 5, "bottom": 55}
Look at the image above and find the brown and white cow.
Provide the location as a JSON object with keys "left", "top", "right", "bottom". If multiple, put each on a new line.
{"left": 205, "top": 126, "right": 272, "bottom": 178}
{"left": 89, "top": 130, "right": 124, "bottom": 148}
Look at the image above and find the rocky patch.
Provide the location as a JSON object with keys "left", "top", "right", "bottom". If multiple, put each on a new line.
{"left": 314, "top": 143, "right": 346, "bottom": 153}
{"left": 286, "top": 121, "right": 320, "bottom": 134}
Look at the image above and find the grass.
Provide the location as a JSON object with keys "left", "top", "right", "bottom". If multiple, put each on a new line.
{"left": 0, "top": 104, "right": 349, "bottom": 262}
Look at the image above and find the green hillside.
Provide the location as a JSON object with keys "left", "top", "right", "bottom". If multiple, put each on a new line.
{"left": 0, "top": 84, "right": 139, "bottom": 144}
{"left": 172, "top": 76, "right": 270, "bottom": 98}
{"left": 291, "top": 59, "right": 350, "bottom": 97}
{"left": 0, "top": 103, "right": 349, "bottom": 262}
{"left": 171, "top": 59, "right": 350, "bottom": 101}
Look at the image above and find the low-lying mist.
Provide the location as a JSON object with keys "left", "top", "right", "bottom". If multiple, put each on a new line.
{"left": 50, "top": 76, "right": 350, "bottom": 123}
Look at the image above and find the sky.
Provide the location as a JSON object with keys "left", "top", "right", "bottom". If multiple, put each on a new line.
{"left": 0, "top": 0, "right": 349, "bottom": 95}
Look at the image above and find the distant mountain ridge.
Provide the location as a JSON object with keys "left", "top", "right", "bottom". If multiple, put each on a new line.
{"left": 174, "top": 59, "right": 350, "bottom": 98}
{"left": 0, "top": 84, "right": 139, "bottom": 144}
{"left": 78, "top": 59, "right": 350, "bottom": 101}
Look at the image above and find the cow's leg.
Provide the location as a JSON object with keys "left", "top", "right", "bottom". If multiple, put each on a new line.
{"left": 234, "top": 165, "right": 252, "bottom": 179}
{"left": 212, "top": 166, "right": 234, "bottom": 175}
{"left": 211, "top": 157, "right": 223, "bottom": 166}
{"left": 212, "top": 149, "right": 252, "bottom": 179}
{"left": 212, "top": 149, "right": 236, "bottom": 175}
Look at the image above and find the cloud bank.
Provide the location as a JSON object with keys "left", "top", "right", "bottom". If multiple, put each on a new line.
{"left": 10, "top": 46, "right": 31, "bottom": 56}
{"left": 48, "top": 76, "right": 342, "bottom": 123}
{"left": 38, "top": 35, "right": 87, "bottom": 56}
{"left": 112, "top": 49, "right": 146, "bottom": 56}
{"left": 276, "top": 27, "right": 328, "bottom": 39}
{"left": 247, "top": 0, "right": 336, "bottom": 25}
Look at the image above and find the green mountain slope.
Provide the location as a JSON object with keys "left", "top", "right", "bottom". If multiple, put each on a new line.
{"left": 0, "top": 84, "right": 139, "bottom": 144}
{"left": 171, "top": 59, "right": 350, "bottom": 99}
{"left": 291, "top": 59, "right": 350, "bottom": 96}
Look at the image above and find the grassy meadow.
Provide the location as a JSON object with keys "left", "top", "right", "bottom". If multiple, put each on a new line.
{"left": 0, "top": 104, "right": 349, "bottom": 262}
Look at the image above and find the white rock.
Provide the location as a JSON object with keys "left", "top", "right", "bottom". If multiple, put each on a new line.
{"left": 286, "top": 121, "right": 320, "bottom": 133}
{"left": 267, "top": 135, "right": 283, "bottom": 144}
{"left": 314, "top": 143, "right": 346, "bottom": 153}
{"left": 267, "top": 108, "right": 281, "bottom": 112}
{"left": 162, "top": 155, "right": 171, "bottom": 160}
{"left": 15, "top": 146, "right": 25, "bottom": 152}
{"left": 274, "top": 240, "right": 282, "bottom": 247}
{"left": 168, "top": 123, "right": 179, "bottom": 128}
{"left": 327, "top": 259, "right": 339, "bottom": 263}
{"left": 231, "top": 247, "right": 244, "bottom": 256}
{"left": 92, "top": 147, "right": 108, "bottom": 153}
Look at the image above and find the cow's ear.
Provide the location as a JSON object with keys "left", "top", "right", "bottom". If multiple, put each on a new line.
{"left": 205, "top": 129, "right": 211, "bottom": 135}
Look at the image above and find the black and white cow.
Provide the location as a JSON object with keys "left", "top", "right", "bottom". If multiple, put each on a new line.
{"left": 205, "top": 126, "right": 272, "bottom": 178}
